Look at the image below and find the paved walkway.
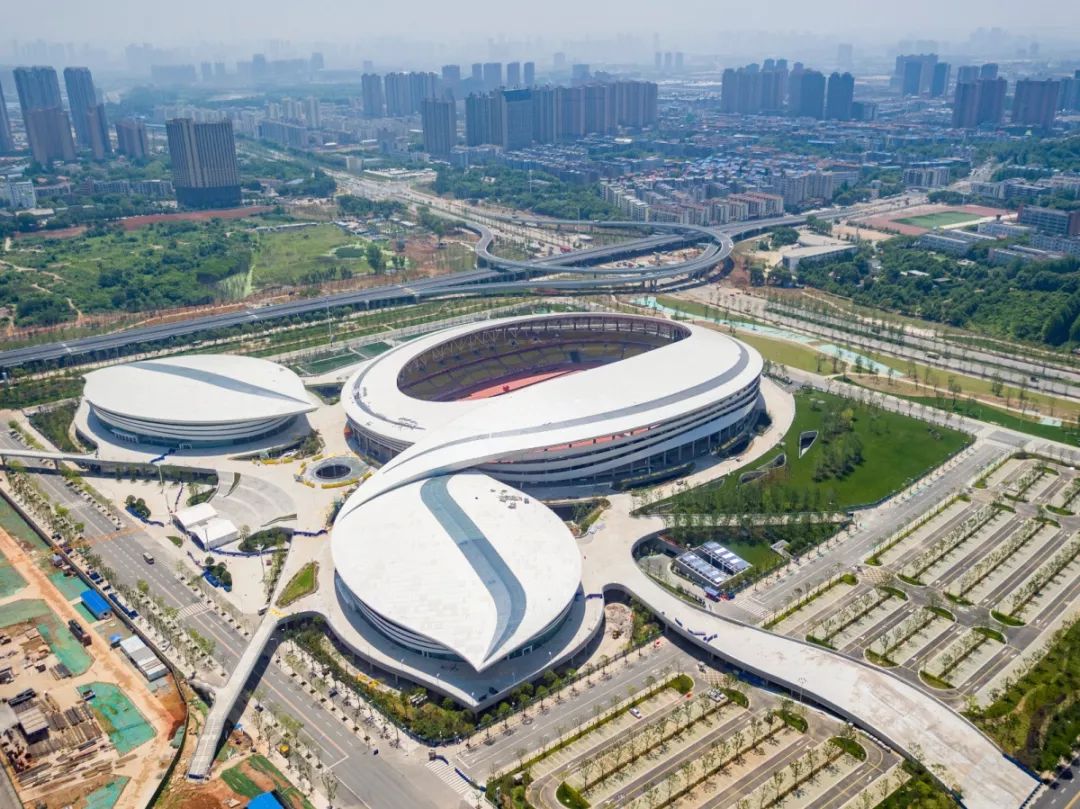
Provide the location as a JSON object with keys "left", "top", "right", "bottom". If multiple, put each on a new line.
{"left": 187, "top": 611, "right": 281, "bottom": 778}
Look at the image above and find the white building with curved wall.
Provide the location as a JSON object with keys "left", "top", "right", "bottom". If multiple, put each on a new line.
{"left": 83, "top": 354, "right": 316, "bottom": 447}
{"left": 331, "top": 312, "right": 764, "bottom": 670}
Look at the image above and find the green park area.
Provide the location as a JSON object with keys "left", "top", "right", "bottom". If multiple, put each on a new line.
{"left": 248, "top": 223, "right": 376, "bottom": 289}
{"left": 650, "top": 295, "right": 838, "bottom": 373}
{"left": 894, "top": 210, "right": 984, "bottom": 229}
{"left": 0, "top": 219, "right": 376, "bottom": 327}
{"left": 655, "top": 389, "right": 971, "bottom": 516}
{"left": 969, "top": 618, "right": 1080, "bottom": 772}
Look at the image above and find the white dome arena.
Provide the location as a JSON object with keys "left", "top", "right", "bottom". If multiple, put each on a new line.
{"left": 332, "top": 472, "right": 581, "bottom": 670}
{"left": 332, "top": 312, "right": 764, "bottom": 669}
{"left": 83, "top": 354, "right": 316, "bottom": 447}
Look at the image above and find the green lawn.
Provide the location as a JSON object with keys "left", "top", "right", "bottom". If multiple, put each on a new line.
{"left": 735, "top": 332, "right": 837, "bottom": 374}
{"left": 894, "top": 211, "right": 983, "bottom": 229}
{"left": 221, "top": 755, "right": 315, "bottom": 809}
{"left": 908, "top": 394, "right": 1080, "bottom": 445}
{"left": 659, "top": 390, "right": 971, "bottom": 514}
{"left": 251, "top": 224, "right": 373, "bottom": 288}
{"left": 968, "top": 618, "right": 1080, "bottom": 772}
{"left": 276, "top": 562, "right": 318, "bottom": 608}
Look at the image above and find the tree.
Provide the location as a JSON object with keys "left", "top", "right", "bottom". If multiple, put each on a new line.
{"left": 366, "top": 243, "right": 386, "bottom": 273}
{"left": 322, "top": 769, "right": 339, "bottom": 807}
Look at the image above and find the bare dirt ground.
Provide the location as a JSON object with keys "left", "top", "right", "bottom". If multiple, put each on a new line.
{"left": 0, "top": 526, "right": 179, "bottom": 809}
{"left": 119, "top": 207, "right": 275, "bottom": 231}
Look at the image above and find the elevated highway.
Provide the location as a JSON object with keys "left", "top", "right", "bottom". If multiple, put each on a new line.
{"left": 0, "top": 215, "right": 802, "bottom": 371}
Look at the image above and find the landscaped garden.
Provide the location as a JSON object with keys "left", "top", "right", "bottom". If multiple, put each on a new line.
{"left": 651, "top": 390, "right": 970, "bottom": 516}
{"left": 968, "top": 617, "right": 1080, "bottom": 772}
{"left": 276, "top": 562, "right": 318, "bottom": 607}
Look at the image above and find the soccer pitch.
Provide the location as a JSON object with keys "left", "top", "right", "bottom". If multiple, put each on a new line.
{"left": 894, "top": 210, "right": 984, "bottom": 229}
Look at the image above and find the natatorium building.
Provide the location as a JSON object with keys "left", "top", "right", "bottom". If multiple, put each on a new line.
{"left": 332, "top": 312, "right": 764, "bottom": 670}
{"left": 83, "top": 355, "right": 316, "bottom": 447}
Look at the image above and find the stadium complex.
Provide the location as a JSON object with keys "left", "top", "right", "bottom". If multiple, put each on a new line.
{"left": 332, "top": 312, "right": 765, "bottom": 670}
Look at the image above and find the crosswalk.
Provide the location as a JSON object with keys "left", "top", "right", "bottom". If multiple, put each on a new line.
{"left": 427, "top": 759, "right": 483, "bottom": 805}
{"left": 738, "top": 598, "right": 770, "bottom": 620}
{"left": 177, "top": 602, "right": 210, "bottom": 619}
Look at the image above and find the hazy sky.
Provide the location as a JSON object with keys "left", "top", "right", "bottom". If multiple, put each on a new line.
{"left": 7, "top": 0, "right": 1079, "bottom": 48}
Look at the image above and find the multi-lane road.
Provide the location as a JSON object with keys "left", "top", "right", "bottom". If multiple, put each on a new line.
{"left": 0, "top": 433, "right": 449, "bottom": 809}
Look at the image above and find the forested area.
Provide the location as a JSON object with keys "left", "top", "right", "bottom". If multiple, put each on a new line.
{"left": 432, "top": 165, "right": 619, "bottom": 220}
{"left": 796, "top": 239, "right": 1080, "bottom": 346}
{"left": 1, "top": 220, "right": 254, "bottom": 325}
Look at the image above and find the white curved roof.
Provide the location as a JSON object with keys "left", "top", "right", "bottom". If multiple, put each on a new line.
{"left": 332, "top": 471, "right": 581, "bottom": 670}
{"left": 84, "top": 355, "right": 316, "bottom": 425}
{"left": 343, "top": 313, "right": 761, "bottom": 506}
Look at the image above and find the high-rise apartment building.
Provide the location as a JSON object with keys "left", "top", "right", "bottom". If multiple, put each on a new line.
{"left": 115, "top": 118, "right": 150, "bottom": 160}
{"left": 825, "top": 72, "right": 854, "bottom": 120}
{"left": 420, "top": 98, "right": 456, "bottom": 155}
{"left": 956, "top": 65, "right": 980, "bottom": 84}
{"left": 361, "top": 73, "right": 384, "bottom": 118}
{"left": 0, "top": 84, "right": 13, "bottom": 153}
{"left": 584, "top": 84, "right": 614, "bottom": 134}
{"left": 14, "top": 65, "right": 75, "bottom": 165}
{"left": 952, "top": 78, "right": 1006, "bottom": 128}
{"left": 465, "top": 93, "right": 494, "bottom": 146}
{"left": 502, "top": 89, "right": 534, "bottom": 150}
{"left": 797, "top": 70, "right": 827, "bottom": 119}
{"left": 557, "top": 85, "right": 586, "bottom": 140}
{"left": 14, "top": 65, "right": 62, "bottom": 113}
{"left": 614, "top": 80, "right": 659, "bottom": 127}
{"left": 532, "top": 85, "right": 557, "bottom": 142}
{"left": 86, "top": 105, "right": 110, "bottom": 159}
{"left": 721, "top": 64, "right": 785, "bottom": 115}
{"left": 506, "top": 62, "right": 521, "bottom": 88}
{"left": 384, "top": 73, "right": 411, "bottom": 116}
{"left": 930, "top": 62, "right": 951, "bottom": 98}
{"left": 483, "top": 62, "right": 502, "bottom": 90}
{"left": 466, "top": 80, "right": 656, "bottom": 149}
{"left": 1012, "top": 79, "right": 1060, "bottom": 129}
{"left": 165, "top": 118, "right": 241, "bottom": 208}
{"left": 304, "top": 97, "right": 321, "bottom": 128}
{"left": 471, "top": 63, "right": 483, "bottom": 83}
{"left": 408, "top": 72, "right": 439, "bottom": 112}
{"left": 63, "top": 67, "right": 103, "bottom": 150}
{"left": 787, "top": 63, "right": 805, "bottom": 112}
{"left": 896, "top": 53, "right": 937, "bottom": 95}
{"left": 523, "top": 62, "right": 535, "bottom": 87}
{"left": 24, "top": 108, "right": 76, "bottom": 165}
{"left": 980, "top": 63, "right": 999, "bottom": 80}
{"left": 441, "top": 64, "right": 461, "bottom": 99}
{"left": 977, "top": 77, "right": 1007, "bottom": 126}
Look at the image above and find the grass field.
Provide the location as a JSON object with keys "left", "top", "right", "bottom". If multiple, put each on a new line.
{"left": 252, "top": 224, "right": 373, "bottom": 288}
{"left": 894, "top": 211, "right": 983, "bottom": 229}
{"left": 862, "top": 349, "right": 1080, "bottom": 422}
{"left": 731, "top": 331, "right": 839, "bottom": 374}
{"left": 662, "top": 390, "right": 971, "bottom": 513}
{"left": 220, "top": 754, "right": 315, "bottom": 809}
{"left": 969, "top": 618, "right": 1080, "bottom": 772}
{"left": 276, "top": 562, "right": 318, "bottom": 607}
{"left": 772, "top": 391, "right": 971, "bottom": 507}
{"left": 905, "top": 393, "right": 1079, "bottom": 445}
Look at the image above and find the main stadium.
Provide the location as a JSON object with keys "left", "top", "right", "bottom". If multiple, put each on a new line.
{"left": 331, "top": 312, "right": 765, "bottom": 671}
